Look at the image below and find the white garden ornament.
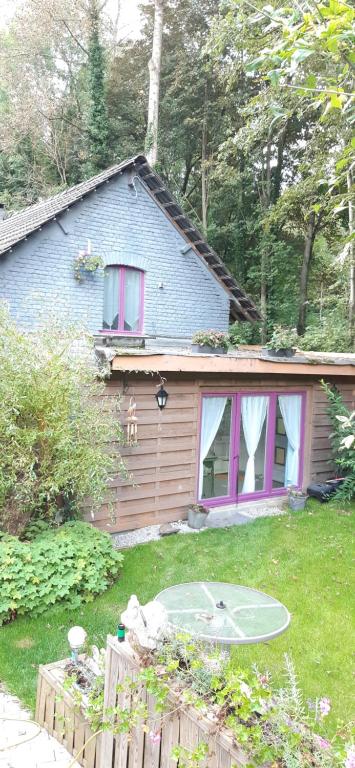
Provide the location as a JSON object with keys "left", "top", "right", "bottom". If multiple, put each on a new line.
{"left": 121, "top": 595, "right": 168, "bottom": 652}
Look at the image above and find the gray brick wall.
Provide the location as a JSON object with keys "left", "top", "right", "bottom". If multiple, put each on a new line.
{"left": 0, "top": 172, "right": 230, "bottom": 337}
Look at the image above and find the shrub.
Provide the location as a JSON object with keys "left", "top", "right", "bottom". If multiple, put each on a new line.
{"left": 322, "top": 381, "right": 355, "bottom": 501}
{"left": 0, "top": 303, "right": 125, "bottom": 535}
{"left": 0, "top": 521, "right": 123, "bottom": 624}
{"left": 300, "top": 312, "right": 352, "bottom": 353}
{"left": 266, "top": 325, "right": 298, "bottom": 351}
{"left": 228, "top": 321, "right": 261, "bottom": 347}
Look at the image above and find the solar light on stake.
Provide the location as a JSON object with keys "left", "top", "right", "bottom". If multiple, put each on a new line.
{"left": 68, "top": 626, "right": 87, "bottom": 663}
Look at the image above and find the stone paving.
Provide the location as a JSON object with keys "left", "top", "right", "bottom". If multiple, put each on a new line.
{"left": 0, "top": 687, "right": 80, "bottom": 768}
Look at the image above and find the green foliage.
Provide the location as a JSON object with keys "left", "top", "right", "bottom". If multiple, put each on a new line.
{"left": 171, "top": 743, "right": 208, "bottom": 767}
{"left": 0, "top": 521, "right": 123, "bottom": 625}
{"left": 228, "top": 321, "right": 261, "bottom": 346}
{"left": 300, "top": 312, "right": 352, "bottom": 352}
{"left": 191, "top": 329, "right": 229, "bottom": 349}
{"left": 266, "top": 325, "right": 299, "bottom": 351}
{"left": 0, "top": 303, "right": 125, "bottom": 534}
{"left": 85, "top": 0, "right": 110, "bottom": 174}
{"left": 74, "top": 249, "right": 104, "bottom": 280}
{"left": 68, "top": 635, "right": 347, "bottom": 767}
{"left": 322, "top": 381, "right": 355, "bottom": 500}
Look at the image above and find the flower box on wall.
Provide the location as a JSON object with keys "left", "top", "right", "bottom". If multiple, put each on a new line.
{"left": 191, "top": 343, "right": 227, "bottom": 355}
{"left": 191, "top": 330, "right": 229, "bottom": 355}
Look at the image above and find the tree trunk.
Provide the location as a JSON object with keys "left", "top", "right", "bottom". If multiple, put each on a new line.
{"left": 146, "top": 0, "right": 164, "bottom": 167}
{"left": 260, "top": 133, "right": 273, "bottom": 343}
{"left": 347, "top": 165, "right": 354, "bottom": 349}
{"left": 297, "top": 211, "right": 317, "bottom": 336}
{"left": 201, "top": 83, "right": 208, "bottom": 235}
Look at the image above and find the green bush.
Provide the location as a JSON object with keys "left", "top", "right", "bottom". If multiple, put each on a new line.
{"left": 0, "top": 521, "right": 123, "bottom": 625}
{"left": 228, "top": 321, "right": 261, "bottom": 347}
{"left": 300, "top": 312, "right": 352, "bottom": 353}
{"left": 0, "top": 303, "right": 125, "bottom": 535}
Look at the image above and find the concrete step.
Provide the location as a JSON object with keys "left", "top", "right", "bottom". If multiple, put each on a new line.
{"left": 205, "top": 508, "right": 252, "bottom": 528}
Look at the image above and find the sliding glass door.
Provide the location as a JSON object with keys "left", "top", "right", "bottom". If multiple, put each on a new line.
{"left": 198, "top": 392, "right": 305, "bottom": 504}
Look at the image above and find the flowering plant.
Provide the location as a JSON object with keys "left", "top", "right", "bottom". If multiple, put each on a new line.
{"left": 192, "top": 329, "right": 229, "bottom": 350}
{"left": 74, "top": 240, "right": 103, "bottom": 280}
{"left": 64, "top": 637, "right": 349, "bottom": 768}
{"left": 266, "top": 325, "right": 298, "bottom": 351}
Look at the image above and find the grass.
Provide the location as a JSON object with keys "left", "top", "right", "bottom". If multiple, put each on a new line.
{"left": 0, "top": 501, "right": 353, "bottom": 734}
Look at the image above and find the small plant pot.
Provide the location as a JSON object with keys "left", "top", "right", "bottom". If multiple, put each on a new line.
{"left": 187, "top": 505, "right": 209, "bottom": 529}
{"left": 191, "top": 344, "right": 226, "bottom": 355}
{"left": 288, "top": 495, "right": 307, "bottom": 511}
{"left": 262, "top": 347, "right": 296, "bottom": 358}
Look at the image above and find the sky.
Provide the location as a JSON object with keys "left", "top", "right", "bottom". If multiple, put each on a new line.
{"left": 0, "top": 0, "right": 143, "bottom": 36}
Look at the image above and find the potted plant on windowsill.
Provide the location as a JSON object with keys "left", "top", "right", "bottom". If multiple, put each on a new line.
{"left": 288, "top": 486, "right": 308, "bottom": 511}
{"left": 191, "top": 330, "right": 229, "bottom": 355}
{"left": 263, "top": 326, "right": 298, "bottom": 358}
{"left": 187, "top": 503, "right": 209, "bottom": 529}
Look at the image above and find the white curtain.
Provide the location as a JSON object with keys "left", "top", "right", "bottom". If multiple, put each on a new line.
{"left": 279, "top": 395, "right": 302, "bottom": 487}
{"left": 124, "top": 269, "right": 141, "bottom": 331}
{"left": 199, "top": 397, "right": 228, "bottom": 498}
{"left": 241, "top": 396, "right": 268, "bottom": 494}
{"left": 103, "top": 266, "right": 119, "bottom": 329}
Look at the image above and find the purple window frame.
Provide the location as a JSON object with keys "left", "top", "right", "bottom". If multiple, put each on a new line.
{"left": 101, "top": 265, "right": 144, "bottom": 335}
{"left": 197, "top": 390, "right": 307, "bottom": 506}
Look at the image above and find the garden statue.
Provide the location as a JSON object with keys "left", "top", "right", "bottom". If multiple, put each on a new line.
{"left": 121, "top": 595, "right": 169, "bottom": 652}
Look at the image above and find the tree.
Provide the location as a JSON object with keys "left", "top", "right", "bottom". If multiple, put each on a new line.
{"left": 85, "top": 0, "right": 110, "bottom": 173}
{"left": 146, "top": 0, "right": 164, "bottom": 166}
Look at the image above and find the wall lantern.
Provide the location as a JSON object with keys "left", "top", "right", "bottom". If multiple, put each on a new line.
{"left": 155, "top": 384, "right": 169, "bottom": 410}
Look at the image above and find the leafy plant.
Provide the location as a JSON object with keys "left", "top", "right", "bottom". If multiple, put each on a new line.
{"left": 64, "top": 635, "right": 347, "bottom": 768}
{"left": 322, "top": 381, "right": 355, "bottom": 501}
{"left": 0, "top": 303, "right": 125, "bottom": 534}
{"left": 0, "top": 521, "right": 123, "bottom": 625}
{"left": 266, "top": 326, "right": 299, "bottom": 351}
{"left": 74, "top": 248, "right": 104, "bottom": 280}
{"left": 192, "top": 329, "right": 229, "bottom": 349}
{"left": 228, "top": 321, "right": 261, "bottom": 347}
{"left": 301, "top": 313, "right": 352, "bottom": 353}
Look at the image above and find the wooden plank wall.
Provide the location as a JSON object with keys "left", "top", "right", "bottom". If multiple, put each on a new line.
{"left": 86, "top": 374, "right": 199, "bottom": 533}
{"left": 86, "top": 372, "right": 354, "bottom": 533}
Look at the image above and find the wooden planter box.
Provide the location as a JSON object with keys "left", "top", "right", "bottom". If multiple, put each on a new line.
{"left": 100, "top": 636, "right": 250, "bottom": 768}
{"left": 36, "top": 657, "right": 101, "bottom": 768}
{"left": 36, "top": 638, "right": 252, "bottom": 768}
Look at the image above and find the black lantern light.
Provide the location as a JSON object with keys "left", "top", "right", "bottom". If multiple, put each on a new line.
{"left": 155, "top": 384, "right": 169, "bottom": 410}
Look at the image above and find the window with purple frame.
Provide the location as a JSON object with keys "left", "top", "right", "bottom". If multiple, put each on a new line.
{"left": 199, "top": 391, "right": 305, "bottom": 503}
{"left": 103, "top": 265, "right": 144, "bottom": 334}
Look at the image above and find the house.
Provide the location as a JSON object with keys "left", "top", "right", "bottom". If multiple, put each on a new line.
{"left": 0, "top": 155, "right": 354, "bottom": 533}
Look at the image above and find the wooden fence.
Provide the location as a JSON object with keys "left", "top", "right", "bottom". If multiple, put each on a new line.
{"left": 36, "top": 657, "right": 101, "bottom": 768}
{"left": 100, "top": 636, "right": 248, "bottom": 768}
{"left": 36, "top": 636, "right": 250, "bottom": 768}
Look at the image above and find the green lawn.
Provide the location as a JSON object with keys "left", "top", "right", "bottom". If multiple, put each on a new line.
{"left": 0, "top": 502, "right": 353, "bottom": 734}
